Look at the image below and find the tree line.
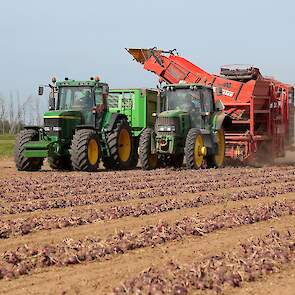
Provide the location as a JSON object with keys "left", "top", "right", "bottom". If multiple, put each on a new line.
{"left": 0, "top": 93, "right": 43, "bottom": 135}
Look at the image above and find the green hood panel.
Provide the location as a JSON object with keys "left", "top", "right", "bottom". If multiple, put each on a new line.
{"left": 159, "top": 110, "right": 188, "bottom": 118}
{"left": 43, "top": 110, "right": 81, "bottom": 119}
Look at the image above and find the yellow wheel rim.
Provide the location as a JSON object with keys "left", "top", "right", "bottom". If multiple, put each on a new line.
{"left": 214, "top": 130, "right": 225, "bottom": 167}
{"left": 148, "top": 154, "right": 158, "bottom": 169}
{"left": 118, "top": 128, "right": 131, "bottom": 162}
{"left": 194, "top": 135, "right": 204, "bottom": 168}
{"left": 88, "top": 138, "right": 100, "bottom": 165}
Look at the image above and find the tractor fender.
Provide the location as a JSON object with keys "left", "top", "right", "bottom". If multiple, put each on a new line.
{"left": 24, "top": 126, "right": 41, "bottom": 131}
{"left": 107, "top": 113, "right": 128, "bottom": 132}
{"left": 75, "top": 125, "right": 97, "bottom": 131}
{"left": 214, "top": 112, "right": 232, "bottom": 130}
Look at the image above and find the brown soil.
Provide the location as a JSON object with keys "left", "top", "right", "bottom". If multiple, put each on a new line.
{"left": 1, "top": 159, "right": 295, "bottom": 294}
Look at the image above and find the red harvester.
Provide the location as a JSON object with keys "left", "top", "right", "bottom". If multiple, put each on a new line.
{"left": 127, "top": 48, "right": 295, "bottom": 164}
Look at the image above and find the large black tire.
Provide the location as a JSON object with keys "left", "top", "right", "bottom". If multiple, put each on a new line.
{"left": 71, "top": 129, "right": 100, "bottom": 172}
{"left": 48, "top": 156, "right": 72, "bottom": 171}
{"left": 185, "top": 128, "right": 205, "bottom": 169}
{"left": 129, "top": 137, "right": 139, "bottom": 169}
{"left": 14, "top": 129, "right": 43, "bottom": 171}
{"left": 139, "top": 128, "right": 158, "bottom": 170}
{"left": 103, "top": 118, "right": 134, "bottom": 170}
{"left": 206, "top": 129, "right": 225, "bottom": 168}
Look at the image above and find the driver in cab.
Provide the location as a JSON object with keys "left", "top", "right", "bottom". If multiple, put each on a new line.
{"left": 78, "top": 90, "right": 93, "bottom": 110}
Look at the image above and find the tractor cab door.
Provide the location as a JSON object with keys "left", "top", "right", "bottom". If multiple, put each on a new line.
{"left": 94, "top": 88, "right": 108, "bottom": 127}
{"left": 200, "top": 88, "right": 215, "bottom": 129}
{"left": 78, "top": 91, "right": 95, "bottom": 125}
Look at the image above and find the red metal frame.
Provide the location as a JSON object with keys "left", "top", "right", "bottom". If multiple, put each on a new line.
{"left": 127, "top": 48, "right": 294, "bottom": 162}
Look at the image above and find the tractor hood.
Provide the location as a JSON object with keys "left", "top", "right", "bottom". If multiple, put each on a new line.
{"left": 43, "top": 110, "right": 81, "bottom": 120}
{"left": 159, "top": 109, "right": 188, "bottom": 118}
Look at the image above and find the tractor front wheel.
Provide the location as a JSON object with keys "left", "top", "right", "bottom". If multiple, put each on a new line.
{"left": 71, "top": 129, "right": 100, "bottom": 172}
{"left": 207, "top": 129, "right": 225, "bottom": 168}
{"left": 185, "top": 129, "right": 206, "bottom": 169}
{"left": 139, "top": 128, "right": 158, "bottom": 170}
{"left": 14, "top": 129, "right": 43, "bottom": 171}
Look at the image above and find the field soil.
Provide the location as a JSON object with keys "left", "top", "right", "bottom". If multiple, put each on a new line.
{"left": 0, "top": 159, "right": 295, "bottom": 294}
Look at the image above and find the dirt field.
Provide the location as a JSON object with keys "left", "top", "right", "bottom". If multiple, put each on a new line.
{"left": 1, "top": 159, "right": 295, "bottom": 294}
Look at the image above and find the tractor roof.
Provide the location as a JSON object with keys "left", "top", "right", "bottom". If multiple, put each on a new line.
{"left": 56, "top": 79, "right": 108, "bottom": 87}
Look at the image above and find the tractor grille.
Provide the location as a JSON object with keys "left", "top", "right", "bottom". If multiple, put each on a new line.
{"left": 155, "top": 117, "right": 180, "bottom": 136}
{"left": 44, "top": 118, "right": 63, "bottom": 136}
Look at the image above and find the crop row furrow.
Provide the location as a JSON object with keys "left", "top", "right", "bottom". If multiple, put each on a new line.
{"left": 1, "top": 199, "right": 295, "bottom": 280}
{"left": 1, "top": 166, "right": 294, "bottom": 202}
{"left": 1, "top": 173, "right": 294, "bottom": 215}
{"left": 113, "top": 229, "right": 295, "bottom": 294}
{"left": 1, "top": 182, "right": 295, "bottom": 239}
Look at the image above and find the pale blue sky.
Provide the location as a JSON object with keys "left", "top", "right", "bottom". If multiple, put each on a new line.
{"left": 0, "top": 0, "right": 294, "bottom": 101}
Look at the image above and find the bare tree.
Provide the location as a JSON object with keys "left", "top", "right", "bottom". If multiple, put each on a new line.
{"left": 0, "top": 96, "right": 6, "bottom": 134}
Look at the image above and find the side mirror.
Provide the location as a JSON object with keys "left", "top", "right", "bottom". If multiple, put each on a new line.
{"left": 216, "top": 87, "right": 223, "bottom": 96}
{"left": 215, "top": 99, "right": 225, "bottom": 111}
{"left": 48, "top": 92, "right": 55, "bottom": 110}
{"left": 38, "top": 86, "right": 44, "bottom": 96}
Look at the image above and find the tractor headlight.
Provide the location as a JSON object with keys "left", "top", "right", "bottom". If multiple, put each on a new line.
{"left": 44, "top": 127, "right": 50, "bottom": 132}
{"left": 53, "top": 126, "right": 62, "bottom": 131}
{"left": 158, "top": 125, "right": 176, "bottom": 132}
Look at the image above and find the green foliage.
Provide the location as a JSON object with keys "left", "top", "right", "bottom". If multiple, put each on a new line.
{"left": 0, "top": 134, "right": 15, "bottom": 158}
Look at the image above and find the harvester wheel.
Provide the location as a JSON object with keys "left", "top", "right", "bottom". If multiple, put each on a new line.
{"left": 71, "top": 129, "right": 100, "bottom": 172}
{"left": 207, "top": 129, "right": 225, "bottom": 168}
{"left": 139, "top": 128, "right": 158, "bottom": 170}
{"left": 185, "top": 128, "right": 206, "bottom": 169}
{"left": 48, "top": 156, "right": 72, "bottom": 171}
{"left": 14, "top": 129, "right": 43, "bottom": 171}
{"left": 104, "top": 118, "right": 133, "bottom": 170}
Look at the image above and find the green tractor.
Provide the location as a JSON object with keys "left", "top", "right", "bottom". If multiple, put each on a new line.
{"left": 139, "top": 83, "right": 231, "bottom": 170}
{"left": 14, "top": 77, "right": 137, "bottom": 172}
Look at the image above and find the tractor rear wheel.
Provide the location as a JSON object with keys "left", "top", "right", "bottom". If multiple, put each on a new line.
{"left": 207, "top": 129, "right": 225, "bottom": 168}
{"left": 103, "top": 118, "right": 133, "bottom": 170}
{"left": 185, "top": 129, "right": 206, "bottom": 169}
{"left": 48, "top": 156, "right": 72, "bottom": 170}
{"left": 14, "top": 129, "right": 43, "bottom": 171}
{"left": 139, "top": 128, "right": 158, "bottom": 170}
{"left": 71, "top": 129, "right": 100, "bottom": 172}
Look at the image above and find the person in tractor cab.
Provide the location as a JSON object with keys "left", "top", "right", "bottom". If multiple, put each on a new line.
{"left": 188, "top": 92, "right": 202, "bottom": 127}
{"left": 181, "top": 94, "right": 196, "bottom": 112}
{"left": 79, "top": 90, "right": 94, "bottom": 110}
{"left": 72, "top": 90, "right": 94, "bottom": 125}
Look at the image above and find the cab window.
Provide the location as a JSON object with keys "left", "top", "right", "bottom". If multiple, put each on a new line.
{"left": 95, "top": 88, "right": 103, "bottom": 105}
{"left": 202, "top": 88, "right": 214, "bottom": 112}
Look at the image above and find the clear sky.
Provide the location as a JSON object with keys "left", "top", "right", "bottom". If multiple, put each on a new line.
{"left": 0, "top": 0, "right": 294, "bottom": 101}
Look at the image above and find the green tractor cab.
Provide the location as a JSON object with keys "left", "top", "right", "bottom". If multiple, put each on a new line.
{"left": 14, "top": 77, "right": 136, "bottom": 172}
{"left": 139, "top": 83, "right": 231, "bottom": 169}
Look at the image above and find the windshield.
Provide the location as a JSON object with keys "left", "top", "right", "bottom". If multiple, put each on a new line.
{"left": 58, "top": 87, "right": 94, "bottom": 110}
{"left": 166, "top": 89, "right": 202, "bottom": 112}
